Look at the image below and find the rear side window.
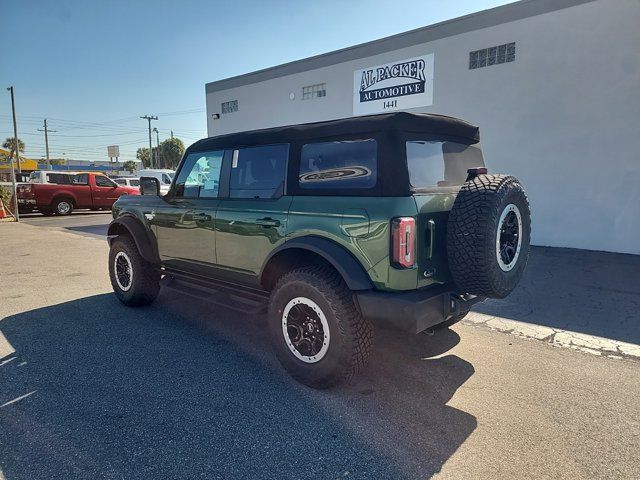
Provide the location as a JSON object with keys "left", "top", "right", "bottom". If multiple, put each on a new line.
{"left": 230, "top": 144, "right": 288, "bottom": 199}
{"left": 129, "top": 179, "right": 140, "bottom": 187}
{"left": 299, "top": 139, "right": 377, "bottom": 189}
{"left": 406, "top": 141, "right": 485, "bottom": 190}
{"left": 114, "top": 179, "right": 125, "bottom": 185}
{"left": 46, "top": 173, "right": 72, "bottom": 184}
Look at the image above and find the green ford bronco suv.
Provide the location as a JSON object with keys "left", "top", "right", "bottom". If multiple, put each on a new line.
{"left": 107, "top": 112, "right": 531, "bottom": 388}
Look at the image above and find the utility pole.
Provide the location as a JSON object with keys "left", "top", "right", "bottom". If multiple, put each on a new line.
{"left": 6, "top": 86, "right": 20, "bottom": 221}
{"left": 37, "top": 119, "right": 56, "bottom": 170}
{"left": 140, "top": 115, "right": 158, "bottom": 168}
{"left": 153, "top": 127, "right": 161, "bottom": 168}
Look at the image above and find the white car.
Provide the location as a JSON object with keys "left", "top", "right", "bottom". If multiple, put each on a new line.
{"left": 137, "top": 169, "right": 175, "bottom": 195}
{"left": 113, "top": 177, "right": 140, "bottom": 189}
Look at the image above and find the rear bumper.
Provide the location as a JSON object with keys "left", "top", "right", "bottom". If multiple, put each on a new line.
{"left": 355, "top": 285, "right": 485, "bottom": 334}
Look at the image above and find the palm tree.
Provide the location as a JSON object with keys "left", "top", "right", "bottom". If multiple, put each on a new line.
{"left": 3, "top": 137, "right": 25, "bottom": 157}
{"left": 3, "top": 137, "right": 25, "bottom": 170}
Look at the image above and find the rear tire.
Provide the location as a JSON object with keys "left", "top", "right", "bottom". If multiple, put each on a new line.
{"left": 268, "top": 265, "right": 373, "bottom": 389}
{"left": 109, "top": 235, "right": 160, "bottom": 306}
{"left": 53, "top": 198, "right": 74, "bottom": 216}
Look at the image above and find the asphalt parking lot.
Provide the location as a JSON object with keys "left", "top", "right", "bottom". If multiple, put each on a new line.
{"left": 1, "top": 220, "right": 639, "bottom": 479}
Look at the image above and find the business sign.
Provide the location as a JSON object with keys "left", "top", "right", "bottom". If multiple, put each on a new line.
{"left": 353, "top": 54, "right": 434, "bottom": 115}
{"left": 107, "top": 145, "right": 120, "bottom": 159}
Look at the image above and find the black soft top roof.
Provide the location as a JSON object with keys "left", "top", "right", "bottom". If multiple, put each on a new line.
{"left": 190, "top": 112, "right": 479, "bottom": 152}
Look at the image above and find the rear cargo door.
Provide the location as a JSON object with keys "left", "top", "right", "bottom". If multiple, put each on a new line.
{"left": 406, "top": 139, "right": 485, "bottom": 288}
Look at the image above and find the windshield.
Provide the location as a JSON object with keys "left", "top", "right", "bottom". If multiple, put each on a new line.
{"left": 406, "top": 141, "right": 485, "bottom": 191}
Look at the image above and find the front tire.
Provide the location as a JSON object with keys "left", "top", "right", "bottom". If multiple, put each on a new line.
{"left": 108, "top": 235, "right": 160, "bottom": 306}
{"left": 268, "top": 265, "right": 373, "bottom": 389}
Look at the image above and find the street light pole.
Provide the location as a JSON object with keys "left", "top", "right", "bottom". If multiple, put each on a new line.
{"left": 140, "top": 115, "right": 158, "bottom": 168}
{"left": 6, "top": 86, "right": 20, "bottom": 221}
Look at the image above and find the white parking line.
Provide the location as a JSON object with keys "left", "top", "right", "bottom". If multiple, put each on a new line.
{"left": 464, "top": 312, "right": 640, "bottom": 359}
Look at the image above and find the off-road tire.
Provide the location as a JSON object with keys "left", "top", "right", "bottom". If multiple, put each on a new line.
{"left": 53, "top": 198, "right": 74, "bottom": 216}
{"left": 108, "top": 235, "right": 160, "bottom": 306}
{"left": 447, "top": 174, "right": 531, "bottom": 298}
{"left": 268, "top": 265, "right": 373, "bottom": 389}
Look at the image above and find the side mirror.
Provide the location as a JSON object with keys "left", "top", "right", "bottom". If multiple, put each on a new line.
{"left": 139, "top": 177, "right": 160, "bottom": 196}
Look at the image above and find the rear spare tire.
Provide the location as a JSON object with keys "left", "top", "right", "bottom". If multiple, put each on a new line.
{"left": 447, "top": 174, "right": 531, "bottom": 298}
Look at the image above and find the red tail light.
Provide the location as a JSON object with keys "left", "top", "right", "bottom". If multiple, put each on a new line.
{"left": 391, "top": 217, "right": 416, "bottom": 268}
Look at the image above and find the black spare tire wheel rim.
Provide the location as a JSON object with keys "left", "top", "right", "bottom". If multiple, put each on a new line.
{"left": 282, "top": 297, "right": 330, "bottom": 363}
{"left": 496, "top": 203, "right": 522, "bottom": 272}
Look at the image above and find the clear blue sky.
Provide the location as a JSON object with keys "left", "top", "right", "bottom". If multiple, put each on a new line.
{"left": 0, "top": 0, "right": 511, "bottom": 163}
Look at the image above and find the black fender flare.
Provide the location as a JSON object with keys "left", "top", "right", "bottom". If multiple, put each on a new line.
{"left": 107, "top": 215, "right": 160, "bottom": 265}
{"left": 261, "top": 236, "right": 373, "bottom": 291}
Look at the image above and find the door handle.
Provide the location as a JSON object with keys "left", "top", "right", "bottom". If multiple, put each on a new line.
{"left": 191, "top": 213, "right": 212, "bottom": 222}
{"left": 255, "top": 217, "right": 280, "bottom": 227}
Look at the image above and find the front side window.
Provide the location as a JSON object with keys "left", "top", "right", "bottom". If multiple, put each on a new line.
{"left": 175, "top": 150, "right": 224, "bottom": 198}
{"left": 129, "top": 179, "right": 140, "bottom": 187}
{"left": 299, "top": 139, "right": 377, "bottom": 189}
{"left": 161, "top": 173, "right": 172, "bottom": 185}
{"left": 230, "top": 144, "right": 288, "bottom": 199}
{"left": 95, "top": 175, "right": 116, "bottom": 187}
{"left": 406, "top": 141, "right": 485, "bottom": 190}
{"left": 114, "top": 179, "right": 125, "bottom": 185}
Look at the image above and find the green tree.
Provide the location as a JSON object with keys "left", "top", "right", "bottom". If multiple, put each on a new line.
{"left": 159, "top": 138, "right": 185, "bottom": 169}
{"left": 123, "top": 160, "right": 137, "bottom": 173}
{"left": 49, "top": 158, "right": 66, "bottom": 166}
{"left": 136, "top": 147, "right": 152, "bottom": 168}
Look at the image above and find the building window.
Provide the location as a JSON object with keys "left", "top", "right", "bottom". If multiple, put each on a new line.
{"left": 469, "top": 42, "right": 515, "bottom": 69}
{"left": 302, "top": 83, "right": 326, "bottom": 100}
{"left": 221, "top": 100, "right": 238, "bottom": 114}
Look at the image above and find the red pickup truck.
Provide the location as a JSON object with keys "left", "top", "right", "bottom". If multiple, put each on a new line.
{"left": 18, "top": 172, "right": 140, "bottom": 215}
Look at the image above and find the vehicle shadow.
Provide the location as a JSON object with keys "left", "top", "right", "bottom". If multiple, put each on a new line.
{"left": 473, "top": 246, "right": 640, "bottom": 345}
{"left": 64, "top": 224, "right": 109, "bottom": 237}
{"left": 0, "top": 292, "right": 476, "bottom": 480}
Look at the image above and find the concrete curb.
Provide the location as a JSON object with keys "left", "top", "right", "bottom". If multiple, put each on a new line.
{"left": 464, "top": 312, "right": 640, "bottom": 360}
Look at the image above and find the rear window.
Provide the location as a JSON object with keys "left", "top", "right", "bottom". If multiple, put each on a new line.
{"left": 406, "top": 141, "right": 485, "bottom": 190}
{"left": 299, "top": 139, "right": 377, "bottom": 189}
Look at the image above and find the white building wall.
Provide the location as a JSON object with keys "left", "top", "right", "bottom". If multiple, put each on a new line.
{"left": 206, "top": 0, "right": 640, "bottom": 255}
